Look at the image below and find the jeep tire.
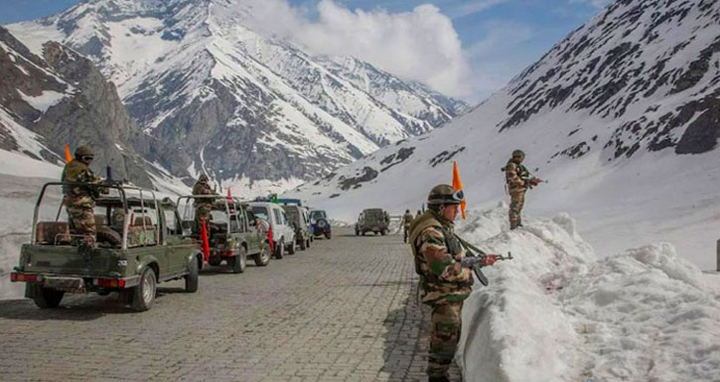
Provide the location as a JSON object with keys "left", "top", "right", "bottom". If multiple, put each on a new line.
{"left": 274, "top": 239, "right": 285, "bottom": 259}
{"left": 32, "top": 285, "right": 64, "bottom": 309}
{"left": 185, "top": 256, "right": 199, "bottom": 293}
{"left": 254, "top": 242, "right": 272, "bottom": 266}
{"left": 132, "top": 267, "right": 157, "bottom": 312}
{"left": 231, "top": 247, "right": 247, "bottom": 274}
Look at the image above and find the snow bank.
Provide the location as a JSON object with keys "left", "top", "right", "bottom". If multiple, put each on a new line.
{"left": 457, "top": 206, "right": 720, "bottom": 382}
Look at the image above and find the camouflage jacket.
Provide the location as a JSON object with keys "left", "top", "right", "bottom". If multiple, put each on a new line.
{"left": 61, "top": 160, "right": 103, "bottom": 207}
{"left": 402, "top": 213, "right": 414, "bottom": 227}
{"left": 192, "top": 181, "right": 216, "bottom": 207}
{"left": 504, "top": 159, "right": 529, "bottom": 192}
{"left": 408, "top": 211, "right": 472, "bottom": 305}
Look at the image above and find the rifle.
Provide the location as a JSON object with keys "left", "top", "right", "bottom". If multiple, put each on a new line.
{"left": 456, "top": 236, "right": 513, "bottom": 286}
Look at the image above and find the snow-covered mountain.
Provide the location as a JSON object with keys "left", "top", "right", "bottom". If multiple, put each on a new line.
{"left": 0, "top": 25, "right": 158, "bottom": 187}
{"left": 7, "top": 0, "right": 466, "bottom": 196}
{"left": 288, "top": 0, "right": 720, "bottom": 269}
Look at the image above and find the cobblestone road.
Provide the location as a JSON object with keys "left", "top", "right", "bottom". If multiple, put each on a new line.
{"left": 0, "top": 228, "right": 461, "bottom": 382}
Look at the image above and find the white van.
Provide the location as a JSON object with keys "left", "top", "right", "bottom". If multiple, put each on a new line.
{"left": 249, "top": 202, "right": 296, "bottom": 258}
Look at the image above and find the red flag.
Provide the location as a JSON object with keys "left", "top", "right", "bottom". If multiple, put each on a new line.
{"left": 199, "top": 216, "right": 210, "bottom": 262}
{"left": 227, "top": 188, "right": 234, "bottom": 212}
{"left": 452, "top": 161, "right": 467, "bottom": 220}
{"left": 64, "top": 143, "right": 72, "bottom": 163}
{"left": 267, "top": 224, "right": 274, "bottom": 253}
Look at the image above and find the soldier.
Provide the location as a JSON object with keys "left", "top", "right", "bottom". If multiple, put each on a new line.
{"left": 61, "top": 145, "right": 105, "bottom": 245}
{"left": 402, "top": 209, "right": 414, "bottom": 243}
{"left": 409, "top": 185, "right": 497, "bottom": 382}
{"left": 192, "top": 174, "right": 217, "bottom": 229}
{"left": 503, "top": 149, "right": 540, "bottom": 230}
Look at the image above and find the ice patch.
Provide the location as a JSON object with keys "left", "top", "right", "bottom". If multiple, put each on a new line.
{"left": 17, "top": 89, "right": 67, "bottom": 113}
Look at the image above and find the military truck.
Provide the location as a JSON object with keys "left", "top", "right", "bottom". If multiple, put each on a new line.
{"left": 178, "top": 196, "right": 272, "bottom": 272}
{"left": 282, "top": 204, "right": 311, "bottom": 251}
{"left": 10, "top": 183, "right": 201, "bottom": 312}
{"left": 355, "top": 208, "right": 390, "bottom": 236}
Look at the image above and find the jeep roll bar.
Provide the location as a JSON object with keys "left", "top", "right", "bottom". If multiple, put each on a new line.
{"left": 33, "top": 182, "right": 159, "bottom": 250}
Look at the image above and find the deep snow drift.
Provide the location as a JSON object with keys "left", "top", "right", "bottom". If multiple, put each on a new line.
{"left": 457, "top": 205, "right": 720, "bottom": 382}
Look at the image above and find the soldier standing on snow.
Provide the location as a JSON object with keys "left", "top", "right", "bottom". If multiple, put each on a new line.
{"left": 402, "top": 209, "right": 414, "bottom": 243}
{"left": 503, "top": 149, "right": 541, "bottom": 230}
{"left": 409, "top": 184, "right": 498, "bottom": 382}
{"left": 192, "top": 174, "right": 217, "bottom": 228}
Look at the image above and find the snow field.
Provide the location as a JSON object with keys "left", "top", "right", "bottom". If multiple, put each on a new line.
{"left": 457, "top": 206, "right": 720, "bottom": 382}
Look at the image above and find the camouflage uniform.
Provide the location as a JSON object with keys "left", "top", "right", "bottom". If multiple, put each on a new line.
{"left": 61, "top": 158, "right": 104, "bottom": 241}
{"left": 409, "top": 210, "right": 472, "bottom": 380}
{"left": 504, "top": 156, "right": 530, "bottom": 229}
{"left": 402, "top": 211, "right": 414, "bottom": 243}
{"left": 192, "top": 175, "right": 216, "bottom": 224}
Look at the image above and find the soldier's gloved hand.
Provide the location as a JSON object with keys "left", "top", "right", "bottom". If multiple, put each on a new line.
{"left": 530, "top": 178, "right": 541, "bottom": 186}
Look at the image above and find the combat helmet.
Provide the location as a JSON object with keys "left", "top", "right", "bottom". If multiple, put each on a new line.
{"left": 75, "top": 145, "right": 94, "bottom": 158}
{"left": 427, "top": 184, "right": 464, "bottom": 205}
{"left": 512, "top": 149, "right": 525, "bottom": 158}
{"left": 199, "top": 174, "right": 210, "bottom": 182}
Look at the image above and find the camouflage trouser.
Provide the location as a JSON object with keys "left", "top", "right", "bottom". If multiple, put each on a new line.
{"left": 67, "top": 205, "right": 95, "bottom": 242}
{"left": 428, "top": 302, "right": 463, "bottom": 378}
{"left": 509, "top": 189, "right": 525, "bottom": 229}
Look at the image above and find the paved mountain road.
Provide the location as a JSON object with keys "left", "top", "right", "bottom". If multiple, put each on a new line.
{"left": 0, "top": 228, "right": 462, "bottom": 381}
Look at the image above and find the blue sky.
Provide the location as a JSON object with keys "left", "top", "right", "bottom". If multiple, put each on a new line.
{"left": 0, "top": 0, "right": 609, "bottom": 101}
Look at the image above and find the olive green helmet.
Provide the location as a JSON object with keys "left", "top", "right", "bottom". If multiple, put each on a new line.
{"left": 199, "top": 174, "right": 209, "bottom": 182}
{"left": 427, "top": 184, "right": 464, "bottom": 205}
{"left": 74, "top": 145, "right": 94, "bottom": 158}
{"left": 512, "top": 149, "right": 525, "bottom": 158}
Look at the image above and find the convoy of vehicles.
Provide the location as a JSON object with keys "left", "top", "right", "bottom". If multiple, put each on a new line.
{"left": 355, "top": 208, "right": 390, "bottom": 236}
{"left": 10, "top": 183, "right": 400, "bottom": 312}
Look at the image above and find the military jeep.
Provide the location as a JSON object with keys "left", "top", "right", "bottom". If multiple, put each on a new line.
{"left": 178, "top": 196, "right": 272, "bottom": 272}
{"left": 355, "top": 208, "right": 390, "bottom": 236}
{"left": 10, "top": 183, "right": 202, "bottom": 312}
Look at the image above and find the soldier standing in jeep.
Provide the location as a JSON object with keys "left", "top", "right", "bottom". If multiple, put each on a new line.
{"left": 192, "top": 174, "right": 217, "bottom": 229}
{"left": 60, "top": 145, "right": 105, "bottom": 245}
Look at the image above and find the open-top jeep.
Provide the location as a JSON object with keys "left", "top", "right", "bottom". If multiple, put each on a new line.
{"left": 10, "top": 183, "right": 202, "bottom": 312}
{"left": 355, "top": 208, "right": 390, "bottom": 236}
{"left": 178, "top": 196, "right": 271, "bottom": 272}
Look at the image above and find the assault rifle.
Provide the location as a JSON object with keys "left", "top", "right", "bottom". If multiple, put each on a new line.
{"left": 457, "top": 236, "right": 513, "bottom": 286}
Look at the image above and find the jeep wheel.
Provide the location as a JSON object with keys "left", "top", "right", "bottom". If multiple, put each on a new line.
{"left": 231, "top": 247, "right": 247, "bottom": 274}
{"left": 254, "top": 242, "right": 272, "bottom": 266}
{"left": 300, "top": 237, "right": 307, "bottom": 251}
{"left": 131, "top": 267, "right": 157, "bottom": 312}
{"left": 32, "top": 286, "right": 64, "bottom": 309}
{"left": 325, "top": 232, "right": 332, "bottom": 240}
{"left": 382, "top": 229, "right": 388, "bottom": 236}
{"left": 361, "top": 231, "right": 366, "bottom": 236}
{"left": 355, "top": 229, "right": 359, "bottom": 236}
{"left": 287, "top": 239, "right": 296, "bottom": 255}
{"left": 274, "top": 239, "right": 285, "bottom": 259}
{"left": 185, "top": 257, "right": 199, "bottom": 293}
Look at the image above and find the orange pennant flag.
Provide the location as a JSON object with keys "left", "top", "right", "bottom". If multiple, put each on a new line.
{"left": 64, "top": 143, "right": 72, "bottom": 163}
{"left": 452, "top": 161, "right": 467, "bottom": 220}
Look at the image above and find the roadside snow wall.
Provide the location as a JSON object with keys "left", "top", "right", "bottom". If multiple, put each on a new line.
{"left": 457, "top": 205, "right": 720, "bottom": 382}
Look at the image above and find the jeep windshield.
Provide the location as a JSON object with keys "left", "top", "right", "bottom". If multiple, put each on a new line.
{"left": 283, "top": 207, "right": 300, "bottom": 225}
{"left": 365, "top": 209, "right": 385, "bottom": 220}
{"left": 252, "top": 206, "right": 269, "bottom": 220}
{"left": 310, "top": 211, "right": 326, "bottom": 221}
